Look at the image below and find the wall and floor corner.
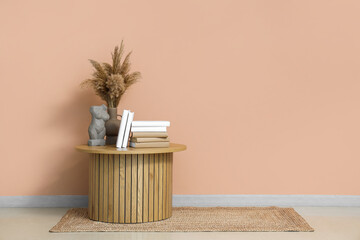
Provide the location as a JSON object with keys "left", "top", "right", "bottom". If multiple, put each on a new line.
{"left": 1, "top": 195, "right": 360, "bottom": 208}
{"left": 1, "top": 0, "right": 360, "bottom": 206}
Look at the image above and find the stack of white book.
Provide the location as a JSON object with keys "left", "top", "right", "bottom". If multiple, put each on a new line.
{"left": 130, "top": 121, "right": 170, "bottom": 148}
{"left": 116, "top": 110, "right": 170, "bottom": 148}
{"left": 116, "top": 110, "right": 134, "bottom": 148}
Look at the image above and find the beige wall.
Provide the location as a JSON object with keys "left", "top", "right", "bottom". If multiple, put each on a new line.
{"left": 1, "top": 0, "right": 360, "bottom": 196}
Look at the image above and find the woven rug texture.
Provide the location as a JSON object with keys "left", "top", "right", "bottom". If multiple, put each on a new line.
{"left": 50, "top": 207, "right": 314, "bottom": 232}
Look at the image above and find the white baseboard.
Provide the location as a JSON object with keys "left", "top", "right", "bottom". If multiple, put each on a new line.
{"left": 0, "top": 195, "right": 359, "bottom": 208}
{"left": 0, "top": 195, "right": 88, "bottom": 208}
{"left": 172, "top": 195, "right": 360, "bottom": 207}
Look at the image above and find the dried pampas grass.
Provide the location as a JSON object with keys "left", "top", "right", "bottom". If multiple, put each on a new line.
{"left": 81, "top": 41, "right": 141, "bottom": 108}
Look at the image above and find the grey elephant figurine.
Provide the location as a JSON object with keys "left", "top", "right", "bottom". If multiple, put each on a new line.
{"left": 88, "top": 104, "right": 110, "bottom": 146}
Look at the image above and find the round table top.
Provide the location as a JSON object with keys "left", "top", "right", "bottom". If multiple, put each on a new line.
{"left": 75, "top": 143, "right": 186, "bottom": 155}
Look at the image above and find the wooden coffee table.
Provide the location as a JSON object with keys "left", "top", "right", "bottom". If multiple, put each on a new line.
{"left": 76, "top": 143, "right": 186, "bottom": 223}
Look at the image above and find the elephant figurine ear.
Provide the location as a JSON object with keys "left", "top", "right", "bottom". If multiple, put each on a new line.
{"left": 101, "top": 104, "right": 107, "bottom": 110}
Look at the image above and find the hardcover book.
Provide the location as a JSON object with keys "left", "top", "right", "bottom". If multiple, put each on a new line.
{"left": 132, "top": 121, "right": 170, "bottom": 127}
{"left": 130, "top": 137, "right": 169, "bottom": 143}
{"left": 129, "top": 142, "right": 170, "bottom": 148}
{"left": 131, "top": 132, "right": 169, "bottom": 138}
{"left": 122, "top": 111, "right": 134, "bottom": 148}
{"left": 131, "top": 126, "right": 167, "bottom": 132}
{"left": 116, "top": 110, "right": 130, "bottom": 148}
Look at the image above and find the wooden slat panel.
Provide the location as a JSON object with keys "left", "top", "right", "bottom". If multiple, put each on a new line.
{"left": 93, "top": 155, "right": 97, "bottom": 218}
{"left": 158, "top": 153, "right": 163, "bottom": 219}
{"left": 119, "top": 154, "right": 126, "bottom": 223}
{"left": 99, "top": 154, "right": 104, "bottom": 221}
{"left": 131, "top": 154, "right": 138, "bottom": 223}
{"left": 88, "top": 154, "right": 93, "bottom": 218}
{"left": 164, "top": 153, "right": 167, "bottom": 218}
{"left": 137, "top": 154, "right": 143, "bottom": 222}
{"left": 154, "top": 154, "right": 159, "bottom": 221}
{"left": 94, "top": 154, "right": 99, "bottom": 220}
{"left": 125, "top": 155, "right": 131, "bottom": 223}
{"left": 143, "top": 154, "right": 149, "bottom": 222}
{"left": 89, "top": 154, "right": 93, "bottom": 218}
{"left": 168, "top": 153, "right": 172, "bottom": 218}
{"left": 170, "top": 153, "right": 173, "bottom": 216}
{"left": 163, "top": 153, "right": 167, "bottom": 219}
{"left": 103, "top": 154, "right": 109, "bottom": 222}
{"left": 108, "top": 155, "right": 114, "bottom": 222}
{"left": 148, "top": 154, "right": 154, "bottom": 222}
{"left": 167, "top": 154, "right": 171, "bottom": 217}
{"left": 113, "top": 155, "right": 119, "bottom": 223}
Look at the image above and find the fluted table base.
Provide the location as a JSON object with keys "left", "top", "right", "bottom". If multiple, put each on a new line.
{"left": 88, "top": 153, "right": 173, "bottom": 223}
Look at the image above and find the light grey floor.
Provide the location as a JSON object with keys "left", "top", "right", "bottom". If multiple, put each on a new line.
{"left": 1, "top": 207, "right": 360, "bottom": 240}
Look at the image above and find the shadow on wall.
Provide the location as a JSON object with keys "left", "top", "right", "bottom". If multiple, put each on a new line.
{"left": 39, "top": 89, "right": 102, "bottom": 195}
